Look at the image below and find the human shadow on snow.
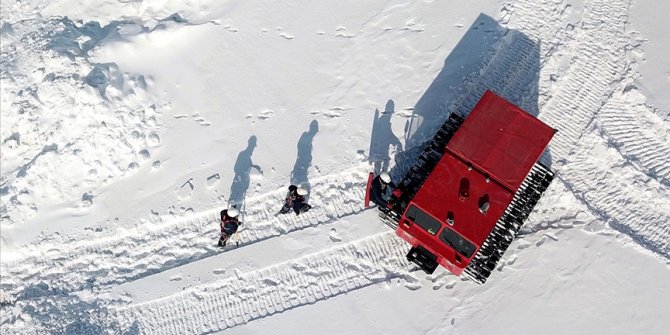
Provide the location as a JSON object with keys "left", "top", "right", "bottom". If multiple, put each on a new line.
{"left": 368, "top": 100, "right": 403, "bottom": 174}
{"left": 290, "top": 120, "right": 319, "bottom": 191}
{"left": 228, "top": 136, "right": 262, "bottom": 207}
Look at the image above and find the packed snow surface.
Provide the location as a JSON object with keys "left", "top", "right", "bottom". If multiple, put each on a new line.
{"left": 1, "top": 0, "right": 669, "bottom": 334}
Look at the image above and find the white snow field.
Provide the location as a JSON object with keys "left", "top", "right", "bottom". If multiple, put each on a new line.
{"left": 1, "top": 0, "right": 669, "bottom": 334}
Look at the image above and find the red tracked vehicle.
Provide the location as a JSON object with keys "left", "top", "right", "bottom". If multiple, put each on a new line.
{"left": 366, "top": 90, "right": 556, "bottom": 284}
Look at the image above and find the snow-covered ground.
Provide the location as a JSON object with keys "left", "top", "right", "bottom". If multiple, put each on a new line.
{"left": 1, "top": 0, "right": 669, "bottom": 334}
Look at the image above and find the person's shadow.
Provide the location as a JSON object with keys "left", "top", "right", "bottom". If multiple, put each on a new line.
{"left": 368, "top": 100, "right": 403, "bottom": 174}
{"left": 229, "top": 136, "right": 261, "bottom": 206}
{"left": 290, "top": 120, "right": 319, "bottom": 190}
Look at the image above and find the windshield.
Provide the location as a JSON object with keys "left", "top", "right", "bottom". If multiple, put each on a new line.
{"left": 440, "top": 227, "right": 476, "bottom": 258}
{"left": 404, "top": 204, "right": 477, "bottom": 258}
{"left": 404, "top": 205, "right": 441, "bottom": 236}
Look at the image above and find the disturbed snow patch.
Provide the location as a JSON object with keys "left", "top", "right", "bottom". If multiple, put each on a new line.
{"left": 0, "top": 17, "right": 167, "bottom": 227}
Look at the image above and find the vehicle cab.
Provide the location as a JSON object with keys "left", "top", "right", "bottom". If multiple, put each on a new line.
{"left": 392, "top": 90, "right": 555, "bottom": 277}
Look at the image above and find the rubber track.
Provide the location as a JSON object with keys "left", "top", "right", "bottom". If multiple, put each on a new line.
{"left": 113, "top": 232, "right": 409, "bottom": 335}
{"left": 464, "top": 163, "right": 554, "bottom": 283}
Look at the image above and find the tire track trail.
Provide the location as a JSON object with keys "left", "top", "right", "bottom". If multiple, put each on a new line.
{"left": 511, "top": 0, "right": 670, "bottom": 257}
{"left": 528, "top": 0, "right": 630, "bottom": 159}
{"left": 561, "top": 128, "right": 670, "bottom": 257}
{"left": 113, "top": 232, "right": 410, "bottom": 335}
{"left": 0, "top": 164, "right": 371, "bottom": 302}
{"left": 112, "top": 210, "right": 592, "bottom": 335}
{"left": 598, "top": 90, "right": 670, "bottom": 186}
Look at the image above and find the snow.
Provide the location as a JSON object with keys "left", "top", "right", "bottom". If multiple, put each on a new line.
{"left": 1, "top": 0, "right": 669, "bottom": 334}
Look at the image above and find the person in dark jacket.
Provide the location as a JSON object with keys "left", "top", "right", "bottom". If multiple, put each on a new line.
{"left": 218, "top": 207, "right": 241, "bottom": 247}
{"left": 369, "top": 172, "right": 395, "bottom": 208}
{"left": 277, "top": 185, "right": 312, "bottom": 215}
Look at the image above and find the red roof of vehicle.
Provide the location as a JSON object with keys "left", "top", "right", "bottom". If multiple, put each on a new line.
{"left": 398, "top": 90, "right": 555, "bottom": 270}
{"left": 448, "top": 90, "right": 555, "bottom": 191}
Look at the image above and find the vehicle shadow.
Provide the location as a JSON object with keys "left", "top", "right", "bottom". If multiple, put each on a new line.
{"left": 290, "top": 120, "right": 319, "bottom": 191}
{"left": 368, "top": 99, "right": 403, "bottom": 174}
{"left": 390, "top": 13, "right": 550, "bottom": 181}
{"left": 228, "top": 136, "right": 261, "bottom": 206}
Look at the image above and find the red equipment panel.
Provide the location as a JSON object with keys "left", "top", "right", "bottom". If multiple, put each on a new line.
{"left": 397, "top": 151, "right": 515, "bottom": 273}
{"left": 395, "top": 90, "right": 555, "bottom": 273}
{"left": 448, "top": 90, "right": 555, "bottom": 191}
{"left": 365, "top": 172, "right": 374, "bottom": 208}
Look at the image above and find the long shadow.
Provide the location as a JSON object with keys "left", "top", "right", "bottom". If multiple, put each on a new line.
{"left": 390, "top": 13, "right": 549, "bottom": 181}
{"left": 368, "top": 100, "right": 403, "bottom": 174}
{"left": 229, "top": 136, "right": 261, "bottom": 206}
{"left": 290, "top": 120, "right": 319, "bottom": 190}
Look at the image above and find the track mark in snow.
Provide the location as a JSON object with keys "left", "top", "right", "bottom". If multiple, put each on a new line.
{"left": 521, "top": 0, "right": 631, "bottom": 160}
{"left": 507, "top": 0, "right": 670, "bottom": 258}
{"left": 0, "top": 164, "right": 371, "bottom": 301}
{"left": 598, "top": 89, "right": 670, "bottom": 186}
{"left": 113, "top": 213, "right": 584, "bottom": 335}
{"left": 560, "top": 129, "right": 670, "bottom": 257}
{"left": 114, "top": 232, "right": 410, "bottom": 335}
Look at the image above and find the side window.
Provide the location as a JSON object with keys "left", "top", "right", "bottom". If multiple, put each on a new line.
{"left": 405, "top": 205, "right": 441, "bottom": 236}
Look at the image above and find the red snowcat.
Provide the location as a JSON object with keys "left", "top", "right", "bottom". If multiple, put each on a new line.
{"left": 366, "top": 90, "right": 556, "bottom": 284}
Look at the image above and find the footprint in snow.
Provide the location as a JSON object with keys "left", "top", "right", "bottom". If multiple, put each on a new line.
{"left": 280, "top": 32, "right": 294, "bottom": 40}
{"left": 176, "top": 178, "right": 194, "bottom": 199}
{"left": 258, "top": 109, "right": 274, "bottom": 120}
{"left": 223, "top": 25, "right": 238, "bottom": 32}
{"left": 206, "top": 173, "right": 220, "bottom": 188}
{"left": 323, "top": 110, "right": 342, "bottom": 118}
{"left": 329, "top": 228, "right": 342, "bottom": 242}
{"left": 147, "top": 132, "right": 160, "bottom": 146}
